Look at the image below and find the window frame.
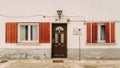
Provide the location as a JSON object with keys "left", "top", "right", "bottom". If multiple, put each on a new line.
{"left": 18, "top": 23, "right": 39, "bottom": 43}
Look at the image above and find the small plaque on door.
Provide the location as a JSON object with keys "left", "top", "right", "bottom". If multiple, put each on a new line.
{"left": 73, "top": 28, "right": 81, "bottom": 35}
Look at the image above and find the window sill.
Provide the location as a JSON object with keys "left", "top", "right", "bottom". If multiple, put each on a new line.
{"left": 86, "top": 43, "right": 116, "bottom": 46}
{"left": 16, "top": 42, "right": 40, "bottom": 45}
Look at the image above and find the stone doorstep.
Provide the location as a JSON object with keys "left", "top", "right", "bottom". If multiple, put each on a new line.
{"left": 0, "top": 60, "right": 16, "bottom": 68}
{"left": 52, "top": 58, "right": 74, "bottom": 63}
{"left": 53, "top": 60, "right": 64, "bottom": 63}
{"left": 0, "top": 60, "right": 8, "bottom": 63}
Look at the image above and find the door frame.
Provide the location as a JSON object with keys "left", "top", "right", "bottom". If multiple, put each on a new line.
{"left": 51, "top": 23, "right": 67, "bottom": 58}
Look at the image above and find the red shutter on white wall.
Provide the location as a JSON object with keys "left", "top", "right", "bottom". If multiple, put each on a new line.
{"left": 6, "top": 23, "right": 11, "bottom": 43}
{"left": 44, "top": 23, "right": 50, "bottom": 43}
{"left": 6, "top": 22, "right": 17, "bottom": 43}
{"left": 39, "top": 22, "right": 50, "bottom": 43}
{"left": 105, "top": 22, "right": 110, "bottom": 43}
{"left": 92, "top": 23, "right": 98, "bottom": 43}
{"left": 111, "top": 22, "right": 115, "bottom": 43}
{"left": 11, "top": 23, "right": 18, "bottom": 43}
{"left": 86, "top": 22, "right": 91, "bottom": 43}
{"left": 86, "top": 22, "right": 115, "bottom": 44}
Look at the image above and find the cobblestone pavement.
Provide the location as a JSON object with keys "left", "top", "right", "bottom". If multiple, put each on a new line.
{"left": 1, "top": 59, "right": 120, "bottom": 68}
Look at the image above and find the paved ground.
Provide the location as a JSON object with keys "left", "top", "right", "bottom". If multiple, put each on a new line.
{"left": 1, "top": 59, "right": 120, "bottom": 68}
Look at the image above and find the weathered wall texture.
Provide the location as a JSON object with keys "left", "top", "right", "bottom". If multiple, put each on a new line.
{"left": 0, "top": 48, "right": 120, "bottom": 60}
{"left": 0, "top": 49, "right": 51, "bottom": 60}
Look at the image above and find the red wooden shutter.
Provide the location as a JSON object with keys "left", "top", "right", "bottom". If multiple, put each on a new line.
{"left": 105, "top": 22, "right": 110, "bottom": 43}
{"left": 11, "top": 23, "right": 18, "bottom": 43}
{"left": 92, "top": 23, "right": 98, "bottom": 43}
{"left": 111, "top": 22, "right": 115, "bottom": 43}
{"left": 39, "top": 22, "right": 50, "bottom": 43}
{"left": 6, "top": 23, "right": 12, "bottom": 43}
{"left": 6, "top": 22, "right": 17, "bottom": 43}
{"left": 44, "top": 23, "right": 50, "bottom": 43}
{"left": 86, "top": 22, "right": 91, "bottom": 43}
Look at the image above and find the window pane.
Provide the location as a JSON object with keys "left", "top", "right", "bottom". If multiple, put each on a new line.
{"left": 101, "top": 25, "right": 105, "bottom": 40}
{"left": 55, "top": 33, "right": 58, "bottom": 43}
{"left": 55, "top": 26, "right": 64, "bottom": 31}
{"left": 20, "top": 25, "right": 28, "bottom": 41}
{"left": 30, "top": 25, "right": 38, "bottom": 41}
{"left": 61, "top": 33, "right": 64, "bottom": 43}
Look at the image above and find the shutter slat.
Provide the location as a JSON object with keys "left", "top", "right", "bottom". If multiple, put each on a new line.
{"left": 44, "top": 23, "right": 47, "bottom": 42}
{"left": 111, "top": 22, "right": 115, "bottom": 43}
{"left": 45, "top": 23, "right": 50, "bottom": 43}
{"left": 105, "top": 22, "right": 110, "bottom": 43}
{"left": 6, "top": 23, "right": 12, "bottom": 43}
{"left": 11, "top": 23, "right": 17, "bottom": 43}
{"left": 86, "top": 22, "right": 91, "bottom": 43}
{"left": 92, "top": 23, "right": 98, "bottom": 43}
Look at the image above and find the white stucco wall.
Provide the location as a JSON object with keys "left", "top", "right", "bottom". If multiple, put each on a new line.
{"left": 0, "top": 0, "right": 120, "bottom": 49}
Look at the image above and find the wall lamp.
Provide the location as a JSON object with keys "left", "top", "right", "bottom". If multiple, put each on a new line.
{"left": 57, "top": 10, "right": 63, "bottom": 21}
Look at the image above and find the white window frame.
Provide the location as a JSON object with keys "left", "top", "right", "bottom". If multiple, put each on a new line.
{"left": 18, "top": 23, "right": 39, "bottom": 43}
{"left": 97, "top": 23, "right": 105, "bottom": 43}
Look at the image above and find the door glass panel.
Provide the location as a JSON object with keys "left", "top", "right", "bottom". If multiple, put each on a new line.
{"left": 61, "top": 33, "right": 64, "bottom": 43}
{"left": 55, "top": 26, "right": 64, "bottom": 31}
{"left": 55, "top": 33, "right": 58, "bottom": 43}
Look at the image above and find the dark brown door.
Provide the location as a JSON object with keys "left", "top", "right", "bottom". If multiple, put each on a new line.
{"left": 52, "top": 23, "right": 67, "bottom": 58}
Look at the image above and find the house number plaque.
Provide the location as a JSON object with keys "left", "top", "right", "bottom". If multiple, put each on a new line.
{"left": 73, "top": 28, "right": 81, "bottom": 35}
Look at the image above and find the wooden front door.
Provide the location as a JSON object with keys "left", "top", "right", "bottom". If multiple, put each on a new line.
{"left": 52, "top": 23, "right": 67, "bottom": 58}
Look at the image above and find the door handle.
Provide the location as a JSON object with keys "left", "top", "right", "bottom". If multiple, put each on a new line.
{"left": 52, "top": 39, "right": 54, "bottom": 43}
{"left": 58, "top": 43, "right": 61, "bottom": 45}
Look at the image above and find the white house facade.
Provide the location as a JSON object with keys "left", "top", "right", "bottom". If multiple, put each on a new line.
{"left": 0, "top": 0, "right": 120, "bottom": 60}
